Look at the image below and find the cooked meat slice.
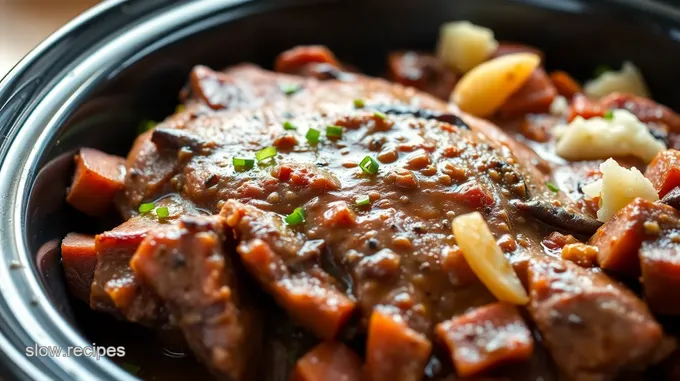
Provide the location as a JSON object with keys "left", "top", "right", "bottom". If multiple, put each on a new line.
{"left": 588, "top": 198, "right": 680, "bottom": 277}
{"left": 645, "top": 150, "right": 680, "bottom": 197}
{"left": 121, "top": 64, "right": 570, "bottom": 344}
{"left": 221, "top": 200, "right": 355, "bottom": 340}
{"left": 436, "top": 302, "right": 533, "bottom": 377}
{"left": 364, "top": 307, "right": 432, "bottom": 381}
{"left": 91, "top": 195, "right": 203, "bottom": 325}
{"left": 498, "top": 68, "right": 557, "bottom": 117}
{"left": 291, "top": 341, "right": 362, "bottom": 381}
{"left": 61, "top": 233, "right": 97, "bottom": 302}
{"left": 275, "top": 45, "right": 344, "bottom": 80}
{"left": 387, "top": 51, "right": 458, "bottom": 100}
{"left": 640, "top": 229, "right": 680, "bottom": 316}
{"left": 120, "top": 130, "right": 178, "bottom": 212}
{"left": 90, "top": 213, "right": 166, "bottom": 325}
{"left": 528, "top": 256, "right": 666, "bottom": 380}
{"left": 131, "top": 215, "right": 262, "bottom": 380}
{"left": 66, "top": 148, "right": 126, "bottom": 216}
{"left": 151, "top": 127, "right": 211, "bottom": 152}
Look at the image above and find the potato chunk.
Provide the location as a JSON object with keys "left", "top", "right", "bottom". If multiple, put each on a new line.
{"left": 582, "top": 158, "right": 658, "bottom": 222}
{"left": 555, "top": 109, "right": 665, "bottom": 163}
{"left": 436, "top": 21, "right": 498, "bottom": 74}
{"left": 584, "top": 62, "right": 650, "bottom": 99}
{"left": 451, "top": 53, "right": 540, "bottom": 117}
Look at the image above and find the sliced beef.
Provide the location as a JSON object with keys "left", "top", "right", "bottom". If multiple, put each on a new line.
{"left": 221, "top": 200, "right": 355, "bottom": 340}
{"left": 528, "top": 256, "right": 668, "bottom": 380}
{"left": 90, "top": 213, "right": 166, "bottom": 325}
{"left": 91, "top": 195, "right": 203, "bottom": 325}
{"left": 131, "top": 215, "right": 262, "bottom": 380}
{"left": 113, "top": 62, "right": 658, "bottom": 380}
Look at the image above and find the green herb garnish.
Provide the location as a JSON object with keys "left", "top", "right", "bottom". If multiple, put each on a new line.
{"left": 256, "top": 147, "right": 277, "bottom": 162}
{"left": 603, "top": 109, "right": 614, "bottom": 120}
{"left": 233, "top": 157, "right": 255, "bottom": 169}
{"left": 355, "top": 195, "right": 371, "bottom": 206}
{"left": 306, "top": 128, "right": 321, "bottom": 144}
{"left": 359, "top": 156, "right": 379, "bottom": 175}
{"left": 138, "top": 203, "right": 155, "bottom": 213}
{"left": 373, "top": 111, "right": 387, "bottom": 120}
{"left": 280, "top": 83, "right": 301, "bottom": 96}
{"left": 285, "top": 207, "right": 305, "bottom": 225}
{"left": 156, "top": 206, "right": 170, "bottom": 219}
{"left": 353, "top": 99, "right": 365, "bottom": 108}
{"left": 546, "top": 182, "right": 560, "bottom": 193}
{"left": 283, "top": 121, "right": 297, "bottom": 130}
{"left": 326, "top": 125, "right": 343, "bottom": 139}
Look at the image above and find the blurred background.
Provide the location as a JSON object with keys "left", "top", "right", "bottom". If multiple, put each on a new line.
{"left": 0, "top": 0, "right": 98, "bottom": 76}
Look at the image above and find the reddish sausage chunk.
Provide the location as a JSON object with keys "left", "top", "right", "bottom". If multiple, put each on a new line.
{"left": 66, "top": 148, "right": 126, "bottom": 216}
{"left": 645, "top": 150, "right": 680, "bottom": 198}
{"left": 436, "top": 303, "right": 534, "bottom": 377}
{"left": 640, "top": 230, "right": 680, "bottom": 316}
{"left": 291, "top": 342, "right": 363, "bottom": 381}
{"left": 589, "top": 198, "right": 680, "bottom": 277}
{"left": 364, "top": 307, "right": 432, "bottom": 381}
{"left": 61, "top": 233, "right": 97, "bottom": 302}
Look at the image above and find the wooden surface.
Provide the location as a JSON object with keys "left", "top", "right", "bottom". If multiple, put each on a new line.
{"left": 0, "top": 0, "right": 99, "bottom": 76}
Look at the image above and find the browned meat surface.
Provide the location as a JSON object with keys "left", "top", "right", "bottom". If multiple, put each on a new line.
{"left": 131, "top": 216, "right": 262, "bottom": 380}
{"left": 91, "top": 195, "right": 203, "bottom": 325}
{"left": 108, "top": 61, "right": 672, "bottom": 380}
{"left": 528, "top": 256, "right": 670, "bottom": 380}
{"left": 64, "top": 44, "right": 680, "bottom": 381}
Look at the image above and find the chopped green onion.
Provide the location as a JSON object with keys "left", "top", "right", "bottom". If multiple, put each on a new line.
{"left": 326, "top": 125, "right": 343, "bottom": 138}
{"left": 546, "top": 182, "right": 560, "bottom": 193}
{"left": 594, "top": 64, "right": 611, "bottom": 77}
{"left": 359, "top": 156, "right": 380, "bottom": 175}
{"left": 138, "top": 203, "right": 155, "bottom": 213}
{"left": 175, "top": 104, "right": 186, "bottom": 113}
{"left": 233, "top": 157, "right": 255, "bottom": 169}
{"left": 373, "top": 111, "right": 387, "bottom": 120}
{"left": 355, "top": 194, "right": 371, "bottom": 206}
{"left": 306, "top": 128, "right": 321, "bottom": 144}
{"left": 285, "top": 207, "right": 305, "bottom": 225}
{"left": 283, "top": 121, "right": 297, "bottom": 130}
{"left": 256, "top": 147, "right": 277, "bottom": 162}
{"left": 121, "top": 362, "right": 141, "bottom": 375}
{"left": 353, "top": 99, "right": 365, "bottom": 108}
{"left": 603, "top": 109, "right": 614, "bottom": 120}
{"left": 280, "top": 83, "right": 301, "bottom": 96}
{"left": 156, "top": 206, "right": 170, "bottom": 219}
{"left": 137, "top": 119, "right": 156, "bottom": 134}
